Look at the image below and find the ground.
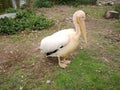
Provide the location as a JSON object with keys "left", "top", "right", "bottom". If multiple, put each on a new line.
{"left": 0, "top": 5, "right": 120, "bottom": 89}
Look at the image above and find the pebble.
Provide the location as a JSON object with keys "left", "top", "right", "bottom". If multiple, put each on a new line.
{"left": 46, "top": 80, "right": 51, "bottom": 84}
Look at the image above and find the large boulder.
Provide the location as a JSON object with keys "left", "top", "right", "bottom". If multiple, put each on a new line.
{"left": 104, "top": 10, "right": 120, "bottom": 19}
{"left": 0, "top": 13, "right": 16, "bottom": 19}
{"left": 97, "top": 0, "right": 115, "bottom": 6}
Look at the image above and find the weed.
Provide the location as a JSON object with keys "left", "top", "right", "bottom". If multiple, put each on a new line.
{"left": 113, "top": 20, "right": 120, "bottom": 31}
{"left": 0, "top": 10, "right": 54, "bottom": 35}
{"left": 115, "top": 4, "right": 120, "bottom": 13}
{"left": 106, "top": 45, "right": 120, "bottom": 56}
{"left": 5, "top": 8, "right": 19, "bottom": 13}
{"left": 23, "top": 55, "right": 38, "bottom": 65}
{"left": 33, "top": 0, "right": 53, "bottom": 8}
{"left": 55, "top": 0, "right": 96, "bottom": 6}
{"left": 81, "top": 6, "right": 113, "bottom": 19}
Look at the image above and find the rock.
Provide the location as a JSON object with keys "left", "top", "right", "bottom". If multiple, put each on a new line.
{"left": 0, "top": 13, "right": 16, "bottom": 19}
{"left": 104, "top": 11, "right": 120, "bottom": 19}
{"left": 105, "top": 1, "right": 114, "bottom": 6}
{"left": 97, "top": 1, "right": 105, "bottom": 6}
{"left": 97, "top": 0, "right": 115, "bottom": 6}
{"left": 46, "top": 80, "right": 51, "bottom": 84}
{"left": 91, "top": 0, "right": 97, "bottom": 5}
{"left": 20, "top": 0, "right": 27, "bottom": 7}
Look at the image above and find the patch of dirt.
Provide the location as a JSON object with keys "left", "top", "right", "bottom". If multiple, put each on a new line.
{"left": 0, "top": 5, "right": 120, "bottom": 76}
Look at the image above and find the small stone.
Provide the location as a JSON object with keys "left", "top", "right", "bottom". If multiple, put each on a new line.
{"left": 19, "top": 86, "right": 23, "bottom": 90}
{"left": 21, "top": 75, "right": 24, "bottom": 78}
{"left": 46, "top": 80, "right": 51, "bottom": 84}
{"left": 32, "top": 63, "right": 35, "bottom": 66}
{"left": 10, "top": 51, "right": 13, "bottom": 54}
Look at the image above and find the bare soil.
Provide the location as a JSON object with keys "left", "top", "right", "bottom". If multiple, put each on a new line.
{"left": 0, "top": 5, "right": 120, "bottom": 76}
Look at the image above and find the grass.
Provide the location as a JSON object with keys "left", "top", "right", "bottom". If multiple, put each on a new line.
{"left": 33, "top": 0, "right": 53, "bottom": 8}
{"left": 106, "top": 45, "right": 120, "bottom": 56}
{"left": 0, "top": 5, "right": 120, "bottom": 90}
{"left": 0, "top": 10, "right": 54, "bottom": 35}
{"left": 0, "top": 50, "right": 120, "bottom": 90}
{"left": 50, "top": 50, "right": 120, "bottom": 90}
{"left": 80, "top": 6, "right": 114, "bottom": 19}
{"left": 113, "top": 21, "right": 120, "bottom": 31}
{"left": 23, "top": 55, "right": 38, "bottom": 65}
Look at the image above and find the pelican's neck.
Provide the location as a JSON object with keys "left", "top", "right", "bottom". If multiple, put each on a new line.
{"left": 73, "top": 20, "right": 81, "bottom": 38}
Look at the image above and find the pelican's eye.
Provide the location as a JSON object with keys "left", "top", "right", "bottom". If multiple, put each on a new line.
{"left": 81, "top": 16, "right": 86, "bottom": 20}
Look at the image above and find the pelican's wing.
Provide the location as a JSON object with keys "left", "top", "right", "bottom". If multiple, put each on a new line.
{"left": 40, "top": 34, "right": 69, "bottom": 54}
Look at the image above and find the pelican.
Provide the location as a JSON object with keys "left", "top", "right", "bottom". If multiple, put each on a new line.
{"left": 39, "top": 10, "right": 87, "bottom": 68}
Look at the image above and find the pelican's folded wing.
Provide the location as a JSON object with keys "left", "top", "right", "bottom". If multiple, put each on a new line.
{"left": 40, "top": 34, "right": 69, "bottom": 54}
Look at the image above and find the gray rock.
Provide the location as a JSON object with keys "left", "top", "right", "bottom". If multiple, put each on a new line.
{"left": 97, "top": 0, "right": 115, "bottom": 6}
{"left": 104, "top": 11, "right": 120, "bottom": 19}
{"left": 0, "top": 13, "right": 16, "bottom": 19}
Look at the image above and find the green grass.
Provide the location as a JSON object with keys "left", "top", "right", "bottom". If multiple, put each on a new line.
{"left": 33, "top": 0, "right": 53, "bottom": 8}
{"left": 113, "top": 21, "right": 120, "bottom": 31}
{"left": 23, "top": 55, "right": 38, "bottom": 65}
{"left": 0, "top": 10, "right": 54, "bottom": 35}
{"left": 1, "top": 49, "right": 120, "bottom": 90}
{"left": 54, "top": 0, "right": 95, "bottom": 6}
{"left": 51, "top": 50, "right": 120, "bottom": 90}
{"left": 115, "top": 3, "right": 120, "bottom": 13}
{"left": 106, "top": 45, "right": 120, "bottom": 56}
{"left": 0, "top": 5, "right": 120, "bottom": 90}
{"left": 79, "top": 6, "right": 114, "bottom": 19}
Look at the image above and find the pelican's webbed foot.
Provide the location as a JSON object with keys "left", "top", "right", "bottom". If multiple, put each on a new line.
{"left": 59, "top": 62, "right": 67, "bottom": 68}
{"left": 58, "top": 56, "right": 67, "bottom": 68}
{"left": 64, "top": 60, "right": 71, "bottom": 65}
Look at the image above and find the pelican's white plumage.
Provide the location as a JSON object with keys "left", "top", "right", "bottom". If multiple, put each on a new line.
{"left": 40, "top": 29, "right": 75, "bottom": 55}
{"left": 40, "top": 10, "right": 87, "bottom": 68}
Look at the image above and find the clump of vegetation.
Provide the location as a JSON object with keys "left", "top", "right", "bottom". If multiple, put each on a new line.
{"left": 53, "top": 0, "right": 96, "bottom": 6}
{"left": 33, "top": 0, "right": 53, "bottom": 8}
{"left": 5, "top": 8, "right": 19, "bottom": 13}
{"left": 0, "top": 10, "right": 54, "bottom": 35}
{"left": 33, "top": 0, "right": 96, "bottom": 8}
{"left": 115, "top": 4, "right": 120, "bottom": 13}
{"left": 113, "top": 20, "right": 120, "bottom": 31}
{"left": 113, "top": 4, "right": 120, "bottom": 31}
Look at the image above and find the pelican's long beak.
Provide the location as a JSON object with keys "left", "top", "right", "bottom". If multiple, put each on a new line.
{"left": 77, "top": 17, "right": 87, "bottom": 44}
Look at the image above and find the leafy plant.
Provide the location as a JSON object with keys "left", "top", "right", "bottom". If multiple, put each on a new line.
{"left": 33, "top": 0, "right": 53, "bottom": 8}
{"left": 16, "top": 10, "right": 35, "bottom": 19}
{"left": 29, "top": 16, "right": 53, "bottom": 30}
{"left": 54, "top": 0, "right": 96, "bottom": 6}
{"left": 115, "top": 4, "right": 120, "bottom": 13}
{"left": 5, "top": 8, "right": 19, "bottom": 13}
{"left": 0, "top": 10, "right": 54, "bottom": 35}
{"left": 113, "top": 20, "right": 120, "bottom": 31}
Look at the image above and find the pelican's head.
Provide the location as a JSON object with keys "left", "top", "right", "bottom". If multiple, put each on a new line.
{"left": 73, "top": 10, "right": 87, "bottom": 44}
{"left": 73, "top": 10, "right": 86, "bottom": 20}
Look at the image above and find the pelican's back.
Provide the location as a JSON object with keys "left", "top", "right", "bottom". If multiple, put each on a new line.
{"left": 40, "top": 29, "right": 75, "bottom": 56}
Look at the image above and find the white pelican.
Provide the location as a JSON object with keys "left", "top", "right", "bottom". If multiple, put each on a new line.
{"left": 40, "top": 10, "right": 87, "bottom": 68}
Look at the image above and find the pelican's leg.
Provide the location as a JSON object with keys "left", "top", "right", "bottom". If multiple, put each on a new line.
{"left": 58, "top": 56, "right": 67, "bottom": 68}
{"left": 63, "top": 57, "right": 71, "bottom": 65}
